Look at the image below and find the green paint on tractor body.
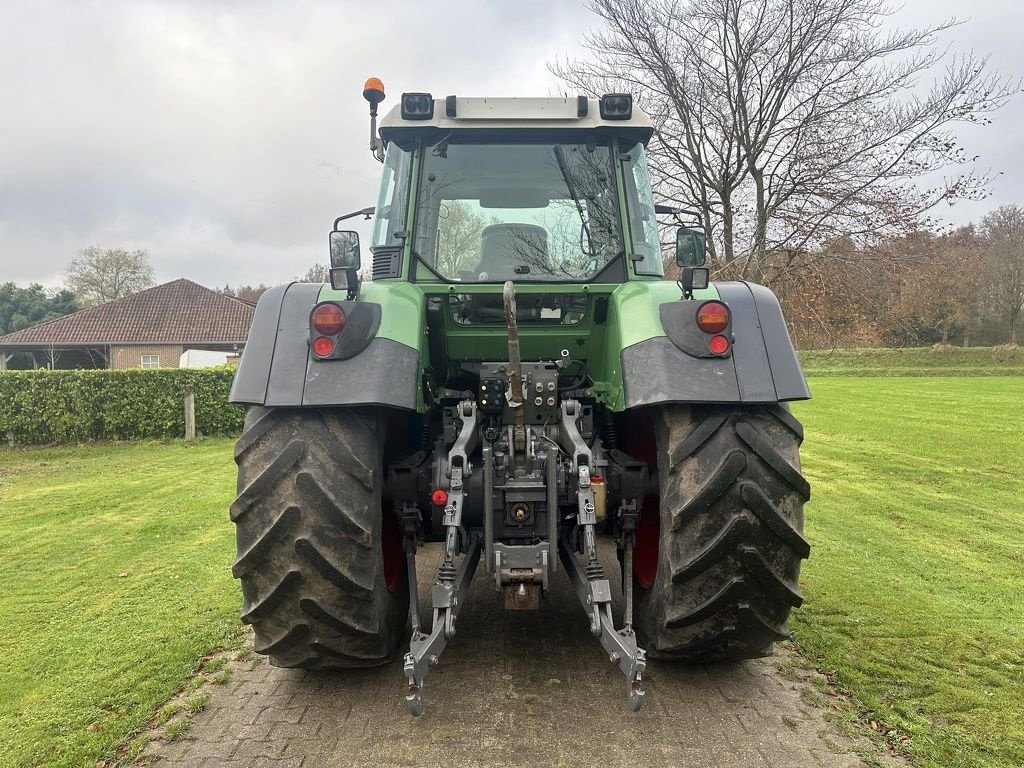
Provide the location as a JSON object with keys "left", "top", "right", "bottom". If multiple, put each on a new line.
{"left": 317, "top": 131, "right": 721, "bottom": 413}
{"left": 318, "top": 279, "right": 719, "bottom": 412}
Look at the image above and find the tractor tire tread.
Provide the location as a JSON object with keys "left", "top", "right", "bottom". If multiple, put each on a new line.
{"left": 232, "top": 406, "right": 408, "bottom": 669}
{"left": 636, "top": 406, "right": 809, "bottom": 662}
{"left": 231, "top": 506, "right": 301, "bottom": 579}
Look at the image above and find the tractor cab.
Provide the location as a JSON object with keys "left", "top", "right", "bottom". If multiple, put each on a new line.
{"left": 364, "top": 90, "right": 665, "bottom": 285}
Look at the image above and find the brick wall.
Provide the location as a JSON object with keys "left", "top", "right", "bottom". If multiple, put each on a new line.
{"left": 111, "top": 344, "right": 184, "bottom": 369}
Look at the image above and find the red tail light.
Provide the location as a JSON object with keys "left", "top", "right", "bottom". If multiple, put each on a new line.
{"left": 696, "top": 301, "right": 729, "bottom": 334}
{"left": 312, "top": 303, "right": 346, "bottom": 336}
{"left": 708, "top": 334, "right": 730, "bottom": 355}
{"left": 312, "top": 336, "right": 334, "bottom": 356}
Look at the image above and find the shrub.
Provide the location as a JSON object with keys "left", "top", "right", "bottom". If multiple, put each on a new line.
{"left": 992, "top": 344, "right": 1022, "bottom": 365}
{"left": 0, "top": 367, "right": 243, "bottom": 445}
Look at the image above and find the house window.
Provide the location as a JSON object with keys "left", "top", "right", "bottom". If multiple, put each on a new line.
{"left": 141, "top": 355, "right": 160, "bottom": 369}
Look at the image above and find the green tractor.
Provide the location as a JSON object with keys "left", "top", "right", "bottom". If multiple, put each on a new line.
{"left": 229, "top": 80, "right": 810, "bottom": 715}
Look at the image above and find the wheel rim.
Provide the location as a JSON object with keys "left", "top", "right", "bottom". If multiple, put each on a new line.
{"left": 624, "top": 409, "right": 659, "bottom": 590}
{"left": 381, "top": 507, "right": 403, "bottom": 593}
{"left": 633, "top": 495, "right": 660, "bottom": 589}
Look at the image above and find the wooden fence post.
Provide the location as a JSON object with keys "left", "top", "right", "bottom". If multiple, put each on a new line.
{"left": 184, "top": 392, "right": 196, "bottom": 442}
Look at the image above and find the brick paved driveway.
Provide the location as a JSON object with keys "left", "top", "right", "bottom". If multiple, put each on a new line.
{"left": 143, "top": 543, "right": 896, "bottom": 768}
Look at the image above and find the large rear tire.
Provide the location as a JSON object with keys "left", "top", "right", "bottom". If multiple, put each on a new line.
{"left": 231, "top": 407, "right": 408, "bottom": 669}
{"left": 632, "top": 405, "right": 810, "bottom": 662}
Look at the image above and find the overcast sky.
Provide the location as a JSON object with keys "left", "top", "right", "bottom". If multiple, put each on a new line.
{"left": 1, "top": 0, "right": 1021, "bottom": 290}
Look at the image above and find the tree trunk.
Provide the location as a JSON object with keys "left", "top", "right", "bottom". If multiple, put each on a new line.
{"left": 721, "top": 192, "right": 735, "bottom": 268}
{"left": 749, "top": 166, "right": 768, "bottom": 283}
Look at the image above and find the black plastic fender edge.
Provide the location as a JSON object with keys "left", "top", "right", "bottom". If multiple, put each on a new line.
{"left": 620, "top": 280, "right": 809, "bottom": 408}
{"left": 230, "top": 282, "right": 419, "bottom": 410}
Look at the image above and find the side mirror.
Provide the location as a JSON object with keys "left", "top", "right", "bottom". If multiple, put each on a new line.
{"left": 329, "top": 230, "right": 361, "bottom": 270}
{"left": 328, "top": 230, "right": 361, "bottom": 299}
{"left": 675, "top": 227, "right": 706, "bottom": 267}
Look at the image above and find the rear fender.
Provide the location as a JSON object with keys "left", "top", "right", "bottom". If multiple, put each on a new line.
{"left": 619, "top": 281, "right": 809, "bottom": 408}
{"left": 229, "top": 282, "right": 423, "bottom": 410}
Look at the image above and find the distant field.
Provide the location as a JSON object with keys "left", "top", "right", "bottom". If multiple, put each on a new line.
{"left": 798, "top": 346, "right": 1024, "bottom": 377}
{"left": 792, "top": 378, "right": 1024, "bottom": 768}
{"left": 0, "top": 440, "right": 239, "bottom": 768}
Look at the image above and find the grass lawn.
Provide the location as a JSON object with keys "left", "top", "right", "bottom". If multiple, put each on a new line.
{"left": 0, "top": 377, "right": 1021, "bottom": 768}
{"left": 0, "top": 440, "right": 240, "bottom": 768}
{"left": 798, "top": 346, "right": 1024, "bottom": 377}
{"left": 792, "top": 378, "right": 1024, "bottom": 768}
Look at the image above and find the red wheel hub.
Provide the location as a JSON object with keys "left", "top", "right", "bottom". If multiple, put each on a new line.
{"left": 381, "top": 507, "right": 403, "bottom": 593}
{"left": 624, "top": 410, "right": 659, "bottom": 589}
{"left": 633, "top": 496, "right": 660, "bottom": 589}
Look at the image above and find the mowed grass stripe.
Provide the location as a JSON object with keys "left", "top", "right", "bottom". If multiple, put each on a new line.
{"left": 792, "top": 378, "right": 1024, "bottom": 768}
{"left": 0, "top": 440, "right": 240, "bottom": 768}
{"left": 0, "top": 378, "right": 1021, "bottom": 768}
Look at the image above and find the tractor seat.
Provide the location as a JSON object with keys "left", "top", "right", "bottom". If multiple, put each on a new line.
{"left": 474, "top": 223, "right": 550, "bottom": 280}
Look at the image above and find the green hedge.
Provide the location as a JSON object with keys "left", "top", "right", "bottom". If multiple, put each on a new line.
{"left": 0, "top": 367, "right": 244, "bottom": 445}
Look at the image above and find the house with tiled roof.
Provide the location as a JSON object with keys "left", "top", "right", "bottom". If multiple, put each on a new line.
{"left": 0, "top": 279, "right": 255, "bottom": 370}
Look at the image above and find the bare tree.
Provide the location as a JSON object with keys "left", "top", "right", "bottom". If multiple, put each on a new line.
{"left": 772, "top": 236, "right": 902, "bottom": 348}
{"left": 66, "top": 247, "right": 155, "bottom": 305}
{"left": 435, "top": 201, "right": 496, "bottom": 276}
{"left": 295, "top": 264, "right": 330, "bottom": 283}
{"left": 552, "top": 0, "right": 1018, "bottom": 280}
{"left": 893, "top": 227, "right": 981, "bottom": 345}
{"left": 220, "top": 284, "right": 269, "bottom": 304}
{"left": 980, "top": 205, "right": 1024, "bottom": 343}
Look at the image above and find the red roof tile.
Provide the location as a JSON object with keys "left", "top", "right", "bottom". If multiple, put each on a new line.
{"left": 0, "top": 279, "right": 255, "bottom": 346}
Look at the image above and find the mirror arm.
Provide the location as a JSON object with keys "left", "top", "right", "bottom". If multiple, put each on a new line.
{"left": 346, "top": 268, "right": 360, "bottom": 301}
{"left": 655, "top": 202, "right": 702, "bottom": 218}
{"left": 334, "top": 207, "right": 375, "bottom": 229}
{"left": 329, "top": 267, "right": 361, "bottom": 299}
{"left": 677, "top": 266, "right": 709, "bottom": 300}
{"left": 679, "top": 267, "right": 696, "bottom": 300}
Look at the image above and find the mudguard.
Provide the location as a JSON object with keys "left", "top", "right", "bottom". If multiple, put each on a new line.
{"left": 620, "top": 281, "right": 809, "bottom": 408}
{"left": 229, "top": 282, "right": 420, "bottom": 410}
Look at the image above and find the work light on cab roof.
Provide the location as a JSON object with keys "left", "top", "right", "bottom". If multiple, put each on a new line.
{"left": 226, "top": 75, "right": 812, "bottom": 721}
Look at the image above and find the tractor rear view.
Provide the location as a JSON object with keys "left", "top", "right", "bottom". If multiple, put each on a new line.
{"left": 229, "top": 80, "right": 810, "bottom": 715}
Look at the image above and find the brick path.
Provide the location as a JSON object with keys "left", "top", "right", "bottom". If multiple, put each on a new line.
{"left": 141, "top": 543, "right": 898, "bottom": 768}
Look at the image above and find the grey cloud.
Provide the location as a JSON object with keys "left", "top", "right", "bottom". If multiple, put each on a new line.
{"left": 0, "top": 0, "right": 1020, "bottom": 288}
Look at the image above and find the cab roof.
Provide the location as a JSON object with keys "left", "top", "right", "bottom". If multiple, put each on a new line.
{"left": 378, "top": 95, "right": 654, "bottom": 145}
